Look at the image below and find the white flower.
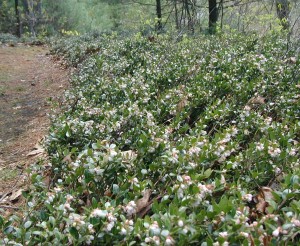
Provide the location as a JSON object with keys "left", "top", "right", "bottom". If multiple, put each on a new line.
{"left": 275, "top": 167, "right": 281, "bottom": 175}
{"left": 54, "top": 187, "right": 62, "bottom": 193}
{"left": 107, "top": 213, "right": 117, "bottom": 222}
{"left": 188, "top": 146, "right": 201, "bottom": 155}
{"left": 105, "top": 222, "right": 115, "bottom": 232}
{"left": 288, "top": 148, "right": 297, "bottom": 156}
{"left": 239, "top": 232, "right": 249, "bottom": 238}
{"left": 107, "top": 144, "right": 118, "bottom": 159}
{"left": 170, "top": 148, "right": 179, "bottom": 163}
{"left": 120, "top": 227, "right": 127, "bottom": 235}
{"left": 178, "top": 220, "right": 184, "bottom": 227}
{"left": 256, "top": 143, "right": 264, "bottom": 151}
{"left": 124, "top": 201, "right": 137, "bottom": 217}
{"left": 152, "top": 236, "right": 160, "bottom": 245}
{"left": 242, "top": 194, "right": 253, "bottom": 202}
{"left": 66, "top": 194, "right": 74, "bottom": 202}
{"left": 219, "top": 231, "right": 228, "bottom": 238}
{"left": 183, "top": 175, "right": 192, "bottom": 184}
{"left": 272, "top": 227, "right": 281, "bottom": 237}
{"left": 149, "top": 221, "right": 161, "bottom": 235}
{"left": 64, "top": 203, "right": 72, "bottom": 211}
{"left": 292, "top": 218, "right": 300, "bottom": 227}
{"left": 91, "top": 209, "right": 108, "bottom": 218}
{"left": 46, "top": 194, "right": 55, "bottom": 204}
{"left": 268, "top": 146, "right": 281, "bottom": 157}
{"left": 161, "top": 229, "right": 169, "bottom": 237}
{"left": 165, "top": 235, "right": 175, "bottom": 245}
{"left": 88, "top": 224, "right": 95, "bottom": 233}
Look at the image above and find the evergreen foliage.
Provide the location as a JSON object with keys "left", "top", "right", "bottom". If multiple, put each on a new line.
{"left": 1, "top": 31, "right": 300, "bottom": 245}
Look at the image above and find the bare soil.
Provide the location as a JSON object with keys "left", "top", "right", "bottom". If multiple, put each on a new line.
{"left": 0, "top": 44, "right": 69, "bottom": 212}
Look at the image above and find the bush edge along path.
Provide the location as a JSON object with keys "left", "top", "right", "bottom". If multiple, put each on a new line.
{"left": 1, "top": 32, "right": 300, "bottom": 245}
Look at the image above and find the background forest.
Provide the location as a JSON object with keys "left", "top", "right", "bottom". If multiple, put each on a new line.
{"left": 1, "top": 0, "right": 300, "bottom": 38}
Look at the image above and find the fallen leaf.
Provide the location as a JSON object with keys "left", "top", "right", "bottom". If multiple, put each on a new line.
{"left": 104, "top": 189, "right": 112, "bottom": 197}
{"left": 27, "top": 148, "right": 44, "bottom": 157}
{"left": 261, "top": 186, "right": 274, "bottom": 203}
{"left": 63, "top": 154, "right": 72, "bottom": 164}
{"left": 136, "top": 189, "right": 152, "bottom": 214}
{"left": 121, "top": 150, "right": 137, "bottom": 163}
{"left": 176, "top": 96, "right": 188, "bottom": 113}
{"left": 255, "top": 187, "right": 274, "bottom": 214}
{"left": 9, "top": 189, "right": 23, "bottom": 202}
{"left": 247, "top": 96, "right": 266, "bottom": 107}
{"left": 290, "top": 57, "right": 297, "bottom": 64}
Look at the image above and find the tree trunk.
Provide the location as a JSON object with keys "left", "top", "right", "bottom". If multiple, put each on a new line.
{"left": 208, "top": 0, "right": 218, "bottom": 34}
{"left": 15, "top": 0, "right": 21, "bottom": 37}
{"left": 276, "top": 0, "right": 290, "bottom": 30}
{"left": 174, "top": 0, "right": 179, "bottom": 30}
{"left": 156, "top": 0, "right": 162, "bottom": 32}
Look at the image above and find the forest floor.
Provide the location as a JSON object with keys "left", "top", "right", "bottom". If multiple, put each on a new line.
{"left": 0, "top": 44, "right": 69, "bottom": 215}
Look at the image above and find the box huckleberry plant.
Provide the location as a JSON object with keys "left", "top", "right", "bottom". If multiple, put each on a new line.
{"left": 1, "top": 31, "right": 300, "bottom": 245}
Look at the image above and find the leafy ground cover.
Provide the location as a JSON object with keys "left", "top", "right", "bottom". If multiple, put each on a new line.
{"left": 1, "top": 32, "right": 300, "bottom": 245}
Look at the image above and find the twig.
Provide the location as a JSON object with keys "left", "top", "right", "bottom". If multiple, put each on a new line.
{"left": 0, "top": 205, "right": 19, "bottom": 210}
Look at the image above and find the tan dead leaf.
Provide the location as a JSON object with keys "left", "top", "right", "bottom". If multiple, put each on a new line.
{"left": 121, "top": 150, "right": 137, "bottom": 163}
{"left": 255, "top": 187, "right": 274, "bottom": 214}
{"left": 256, "top": 194, "right": 267, "bottom": 214}
{"left": 0, "top": 159, "right": 6, "bottom": 164}
{"left": 247, "top": 96, "right": 266, "bottom": 106}
{"left": 262, "top": 234, "right": 272, "bottom": 246}
{"left": 63, "top": 154, "right": 72, "bottom": 164}
{"left": 104, "top": 189, "right": 112, "bottom": 197}
{"left": 33, "top": 138, "right": 45, "bottom": 149}
{"left": 27, "top": 147, "right": 44, "bottom": 157}
{"left": 285, "top": 57, "right": 297, "bottom": 64}
{"left": 290, "top": 57, "right": 296, "bottom": 63}
{"left": 176, "top": 96, "right": 188, "bottom": 113}
{"left": 27, "top": 138, "right": 45, "bottom": 157}
{"left": 261, "top": 186, "right": 274, "bottom": 202}
{"left": 136, "top": 189, "right": 152, "bottom": 214}
{"left": 296, "top": 84, "right": 300, "bottom": 89}
{"left": 9, "top": 189, "right": 23, "bottom": 202}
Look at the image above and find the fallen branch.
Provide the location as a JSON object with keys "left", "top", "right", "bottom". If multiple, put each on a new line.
{"left": 0, "top": 205, "right": 20, "bottom": 210}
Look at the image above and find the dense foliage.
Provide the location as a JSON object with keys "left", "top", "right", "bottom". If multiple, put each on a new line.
{"left": 1, "top": 32, "right": 300, "bottom": 245}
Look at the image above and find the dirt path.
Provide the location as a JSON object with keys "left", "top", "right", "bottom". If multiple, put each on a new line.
{"left": 0, "top": 44, "right": 69, "bottom": 210}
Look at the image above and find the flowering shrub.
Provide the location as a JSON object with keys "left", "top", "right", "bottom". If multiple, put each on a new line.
{"left": 1, "top": 32, "right": 300, "bottom": 245}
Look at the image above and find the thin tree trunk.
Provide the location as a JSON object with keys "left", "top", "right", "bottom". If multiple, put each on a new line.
{"left": 15, "top": 0, "right": 21, "bottom": 37}
{"left": 208, "top": 0, "right": 218, "bottom": 34}
{"left": 156, "top": 0, "right": 162, "bottom": 32}
{"left": 174, "top": 0, "right": 179, "bottom": 30}
{"left": 276, "top": 0, "right": 290, "bottom": 30}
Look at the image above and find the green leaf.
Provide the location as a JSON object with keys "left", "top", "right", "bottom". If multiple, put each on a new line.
{"left": 113, "top": 184, "right": 119, "bottom": 194}
{"left": 69, "top": 227, "right": 79, "bottom": 239}
{"left": 0, "top": 215, "right": 3, "bottom": 227}
{"left": 84, "top": 170, "right": 93, "bottom": 183}
{"left": 24, "top": 221, "right": 32, "bottom": 229}
{"left": 92, "top": 197, "right": 98, "bottom": 208}
{"left": 4, "top": 226, "right": 14, "bottom": 234}
{"left": 204, "top": 168, "right": 212, "bottom": 178}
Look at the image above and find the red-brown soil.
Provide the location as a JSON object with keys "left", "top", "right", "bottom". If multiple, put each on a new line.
{"left": 0, "top": 44, "right": 69, "bottom": 213}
